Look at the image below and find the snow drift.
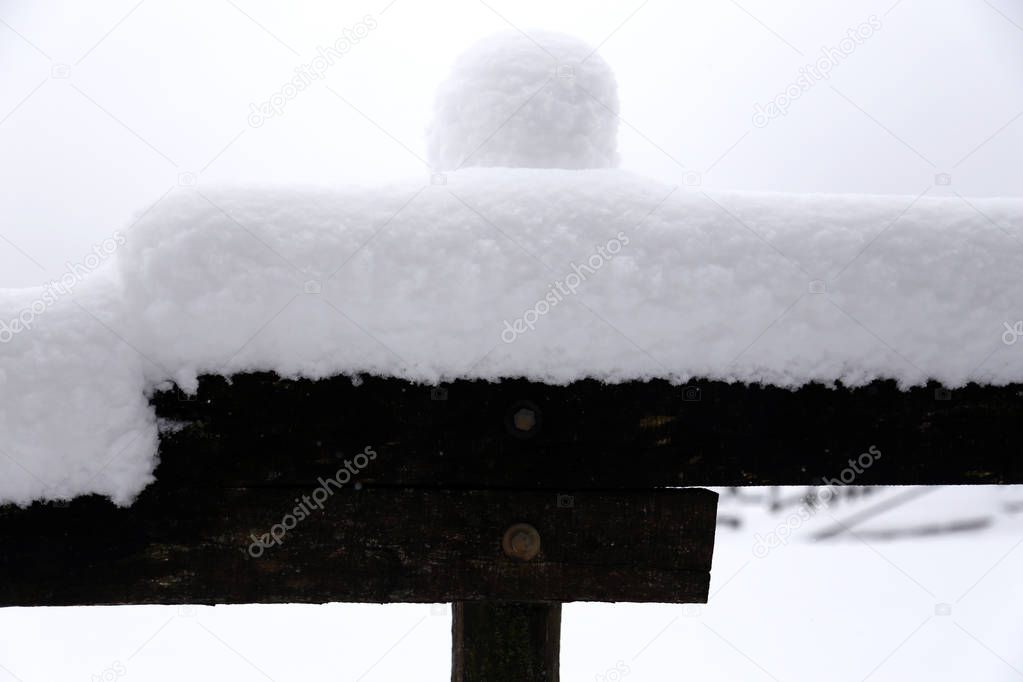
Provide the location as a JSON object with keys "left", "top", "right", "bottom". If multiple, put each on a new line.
{"left": 426, "top": 30, "right": 620, "bottom": 170}
{"left": 2, "top": 171, "right": 1021, "bottom": 505}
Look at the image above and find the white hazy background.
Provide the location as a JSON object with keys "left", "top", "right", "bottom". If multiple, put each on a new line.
{"left": 1, "top": 0, "right": 1022, "bottom": 679}
{"left": 1, "top": 0, "right": 1022, "bottom": 288}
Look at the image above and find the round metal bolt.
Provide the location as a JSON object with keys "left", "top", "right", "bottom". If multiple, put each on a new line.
{"left": 505, "top": 400, "right": 542, "bottom": 439}
{"left": 512, "top": 408, "right": 536, "bottom": 432}
{"left": 502, "top": 523, "right": 541, "bottom": 561}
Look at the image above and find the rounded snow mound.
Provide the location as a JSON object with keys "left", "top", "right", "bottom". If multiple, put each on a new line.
{"left": 426, "top": 30, "right": 620, "bottom": 171}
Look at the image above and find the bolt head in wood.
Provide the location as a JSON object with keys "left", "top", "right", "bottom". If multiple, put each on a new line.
{"left": 505, "top": 400, "right": 542, "bottom": 439}
{"left": 513, "top": 408, "right": 536, "bottom": 432}
{"left": 502, "top": 523, "right": 541, "bottom": 561}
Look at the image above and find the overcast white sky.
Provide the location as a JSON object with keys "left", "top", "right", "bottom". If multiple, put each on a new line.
{"left": 1, "top": 0, "right": 1022, "bottom": 289}
{"left": 1, "top": 1, "right": 1022, "bottom": 680}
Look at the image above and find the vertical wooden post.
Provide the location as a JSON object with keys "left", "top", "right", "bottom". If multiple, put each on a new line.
{"left": 451, "top": 601, "right": 562, "bottom": 681}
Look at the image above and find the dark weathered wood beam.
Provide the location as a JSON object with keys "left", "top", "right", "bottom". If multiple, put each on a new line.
{"left": 452, "top": 602, "right": 561, "bottom": 681}
{"left": 151, "top": 373, "right": 1023, "bottom": 487}
{"left": 0, "top": 487, "right": 716, "bottom": 607}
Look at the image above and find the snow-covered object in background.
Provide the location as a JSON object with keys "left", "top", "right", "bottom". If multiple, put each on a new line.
{"left": 426, "top": 31, "right": 620, "bottom": 170}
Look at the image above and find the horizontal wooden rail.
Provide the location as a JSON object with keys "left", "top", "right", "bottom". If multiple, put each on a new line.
{"left": 149, "top": 373, "right": 1023, "bottom": 488}
{"left": 0, "top": 487, "right": 716, "bottom": 607}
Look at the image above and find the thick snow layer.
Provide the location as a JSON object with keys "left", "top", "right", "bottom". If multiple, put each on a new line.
{"left": 119, "top": 170, "right": 1023, "bottom": 388}
{"left": 2, "top": 169, "right": 1023, "bottom": 504}
{"left": 426, "top": 31, "right": 620, "bottom": 170}
{"left": 0, "top": 283, "right": 157, "bottom": 506}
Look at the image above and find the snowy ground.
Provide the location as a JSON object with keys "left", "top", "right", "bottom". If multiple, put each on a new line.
{"left": 1, "top": 485, "right": 1019, "bottom": 681}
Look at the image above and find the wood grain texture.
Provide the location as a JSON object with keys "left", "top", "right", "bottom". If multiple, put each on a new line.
{"left": 152, "top": 373, "right": 1023, "bottom": 487}
{"left": 4, "top": 372, "right": 1017, "bottom": 608}
{"left": 452, "top": 602, "right": 561, "bottom": 681}
{"left": 0, "top": 487, "right": 716, "bottom": 607}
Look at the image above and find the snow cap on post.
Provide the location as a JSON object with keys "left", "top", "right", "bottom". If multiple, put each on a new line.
{"left": 426, "top": 30, "right": 620, "bottom": 171}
